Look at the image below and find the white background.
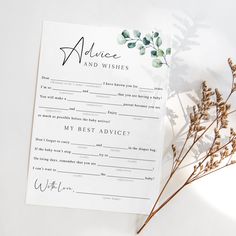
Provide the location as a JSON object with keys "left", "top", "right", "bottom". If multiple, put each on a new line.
{"left": 1, "top": 0, "right": 236, "bottom": 235}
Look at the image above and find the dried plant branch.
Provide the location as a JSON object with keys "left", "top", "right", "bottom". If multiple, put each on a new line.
{"left": 137, "top": 58, "right": 236, "bottom": 234}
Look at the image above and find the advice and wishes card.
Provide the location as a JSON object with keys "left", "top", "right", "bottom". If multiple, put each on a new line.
{"left": 26, "top": 21, "right": 171, "bottom": 214}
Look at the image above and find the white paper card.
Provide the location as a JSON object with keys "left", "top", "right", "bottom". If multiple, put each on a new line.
{"left": 26, "top": 21, "right": 171, "bottom": 214}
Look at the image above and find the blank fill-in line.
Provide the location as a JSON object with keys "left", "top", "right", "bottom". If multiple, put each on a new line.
{"left": 51, "top": 78, "right": 102, "bottom": 86}
{"left": 53, "top": 88, "right": 82, "bottom": 93}
{"left": 68, "top": 99, "right": 122, "bottom": 107}
{"left": 75, "top": 191, "right": 149, "bottom": 200}
{"left": 90, "top": 92, "right": 117, "bottom": 96}
{"left": 119, "top": 113, "right": 159, "bottom": 120}
{"left": 109, "top": 155, "right": 156, "bottom": 162}
{"left": 72, "top": 152, "right": 99, "bottom": 157}
{"left": 107, "top": 175, "right": 144, "bottom": 180}
{"left": 76, "top": 110, "right": 106, "bottom": 114}
{"left": 57, "top": 170, "right": 100, "bottom": 176}
{"left": 39, "top": 106, "right": 68, "bottom": 111}
{"left": 139, "top": 87, "right": 154, "bottom": 91}
{"left": 97, "top": 164, "right": 153, "bottom": 171}
{"left": 85, "top": 85, "right": 102, "bottom": 88}
{"left": 103, "top": 146, "right": 128, "bottom": 150}
{"left": 139, "top": 89, "right": 155, "bottom": 93}
{"left": 71, "top": 143, "right": 96, "bottom": 147}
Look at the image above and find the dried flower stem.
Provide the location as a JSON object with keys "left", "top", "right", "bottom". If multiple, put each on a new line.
{"left": 137, "top": 58, "right": 236, "bottom": 234}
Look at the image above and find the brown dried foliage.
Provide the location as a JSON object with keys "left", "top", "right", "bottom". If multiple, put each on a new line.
{"left": 137, "top": 58, "right": 236, "bottom": 234}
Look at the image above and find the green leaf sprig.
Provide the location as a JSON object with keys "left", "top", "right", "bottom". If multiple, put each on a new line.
{"left": 117, "top": 30, "right": 171, "bottom": 68}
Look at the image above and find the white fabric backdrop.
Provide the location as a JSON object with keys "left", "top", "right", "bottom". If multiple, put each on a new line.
{"left": 1, "top": 0, "right": 236, "bottom": 235}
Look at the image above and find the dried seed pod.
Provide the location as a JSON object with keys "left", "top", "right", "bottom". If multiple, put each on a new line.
{"left": 172, "top": 144, "right": 177, "bottom": 158}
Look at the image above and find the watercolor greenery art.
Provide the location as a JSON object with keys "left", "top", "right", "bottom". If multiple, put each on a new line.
{"left": 117, "top": 30, "right": 171, "bottom": 68}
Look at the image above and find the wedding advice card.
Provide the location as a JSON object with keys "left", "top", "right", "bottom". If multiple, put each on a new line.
{"left": 26, "top": 21, "right": 171, "bottom": 214}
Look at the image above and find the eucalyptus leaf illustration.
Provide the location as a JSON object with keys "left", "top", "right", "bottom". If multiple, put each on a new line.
{"left": 157, "top": 49, "right": 164, "bottom": 56}
{"left": 156, "top": 37, "right": 162, "bottom": 47}
{"left": 117, "top": 34, "right": 126, "bottom": 45}
{"left": 151, "top": 50, "right": 157, "bottom": 57}
{"left": 152, "top": 59, "right": 163, "bottom": 68}
{"left": 143, "top": 37, "right": 150, "bottom": 45}
{"left": 122, "top": 30, "right": 130, "bottom": 38}
{"left": 140, "top": 47, "right": 145, "bottom": 55}
{"left": 127, "top": 42, "right": 136, "bottom": 48}
{"left": 153, "top": 32, "right": 159, "bottom": 37}
{"left": 133, "top": 30, "right": 141, "bottom": 38}
{"left": 166, "top": 48, "right": 171, "bottom": 55}
{"left": 117, "top": 29, "right": 171, "bottom": 68}
{"left": 145, "top": 33, "right": 152, "bottom": 42}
